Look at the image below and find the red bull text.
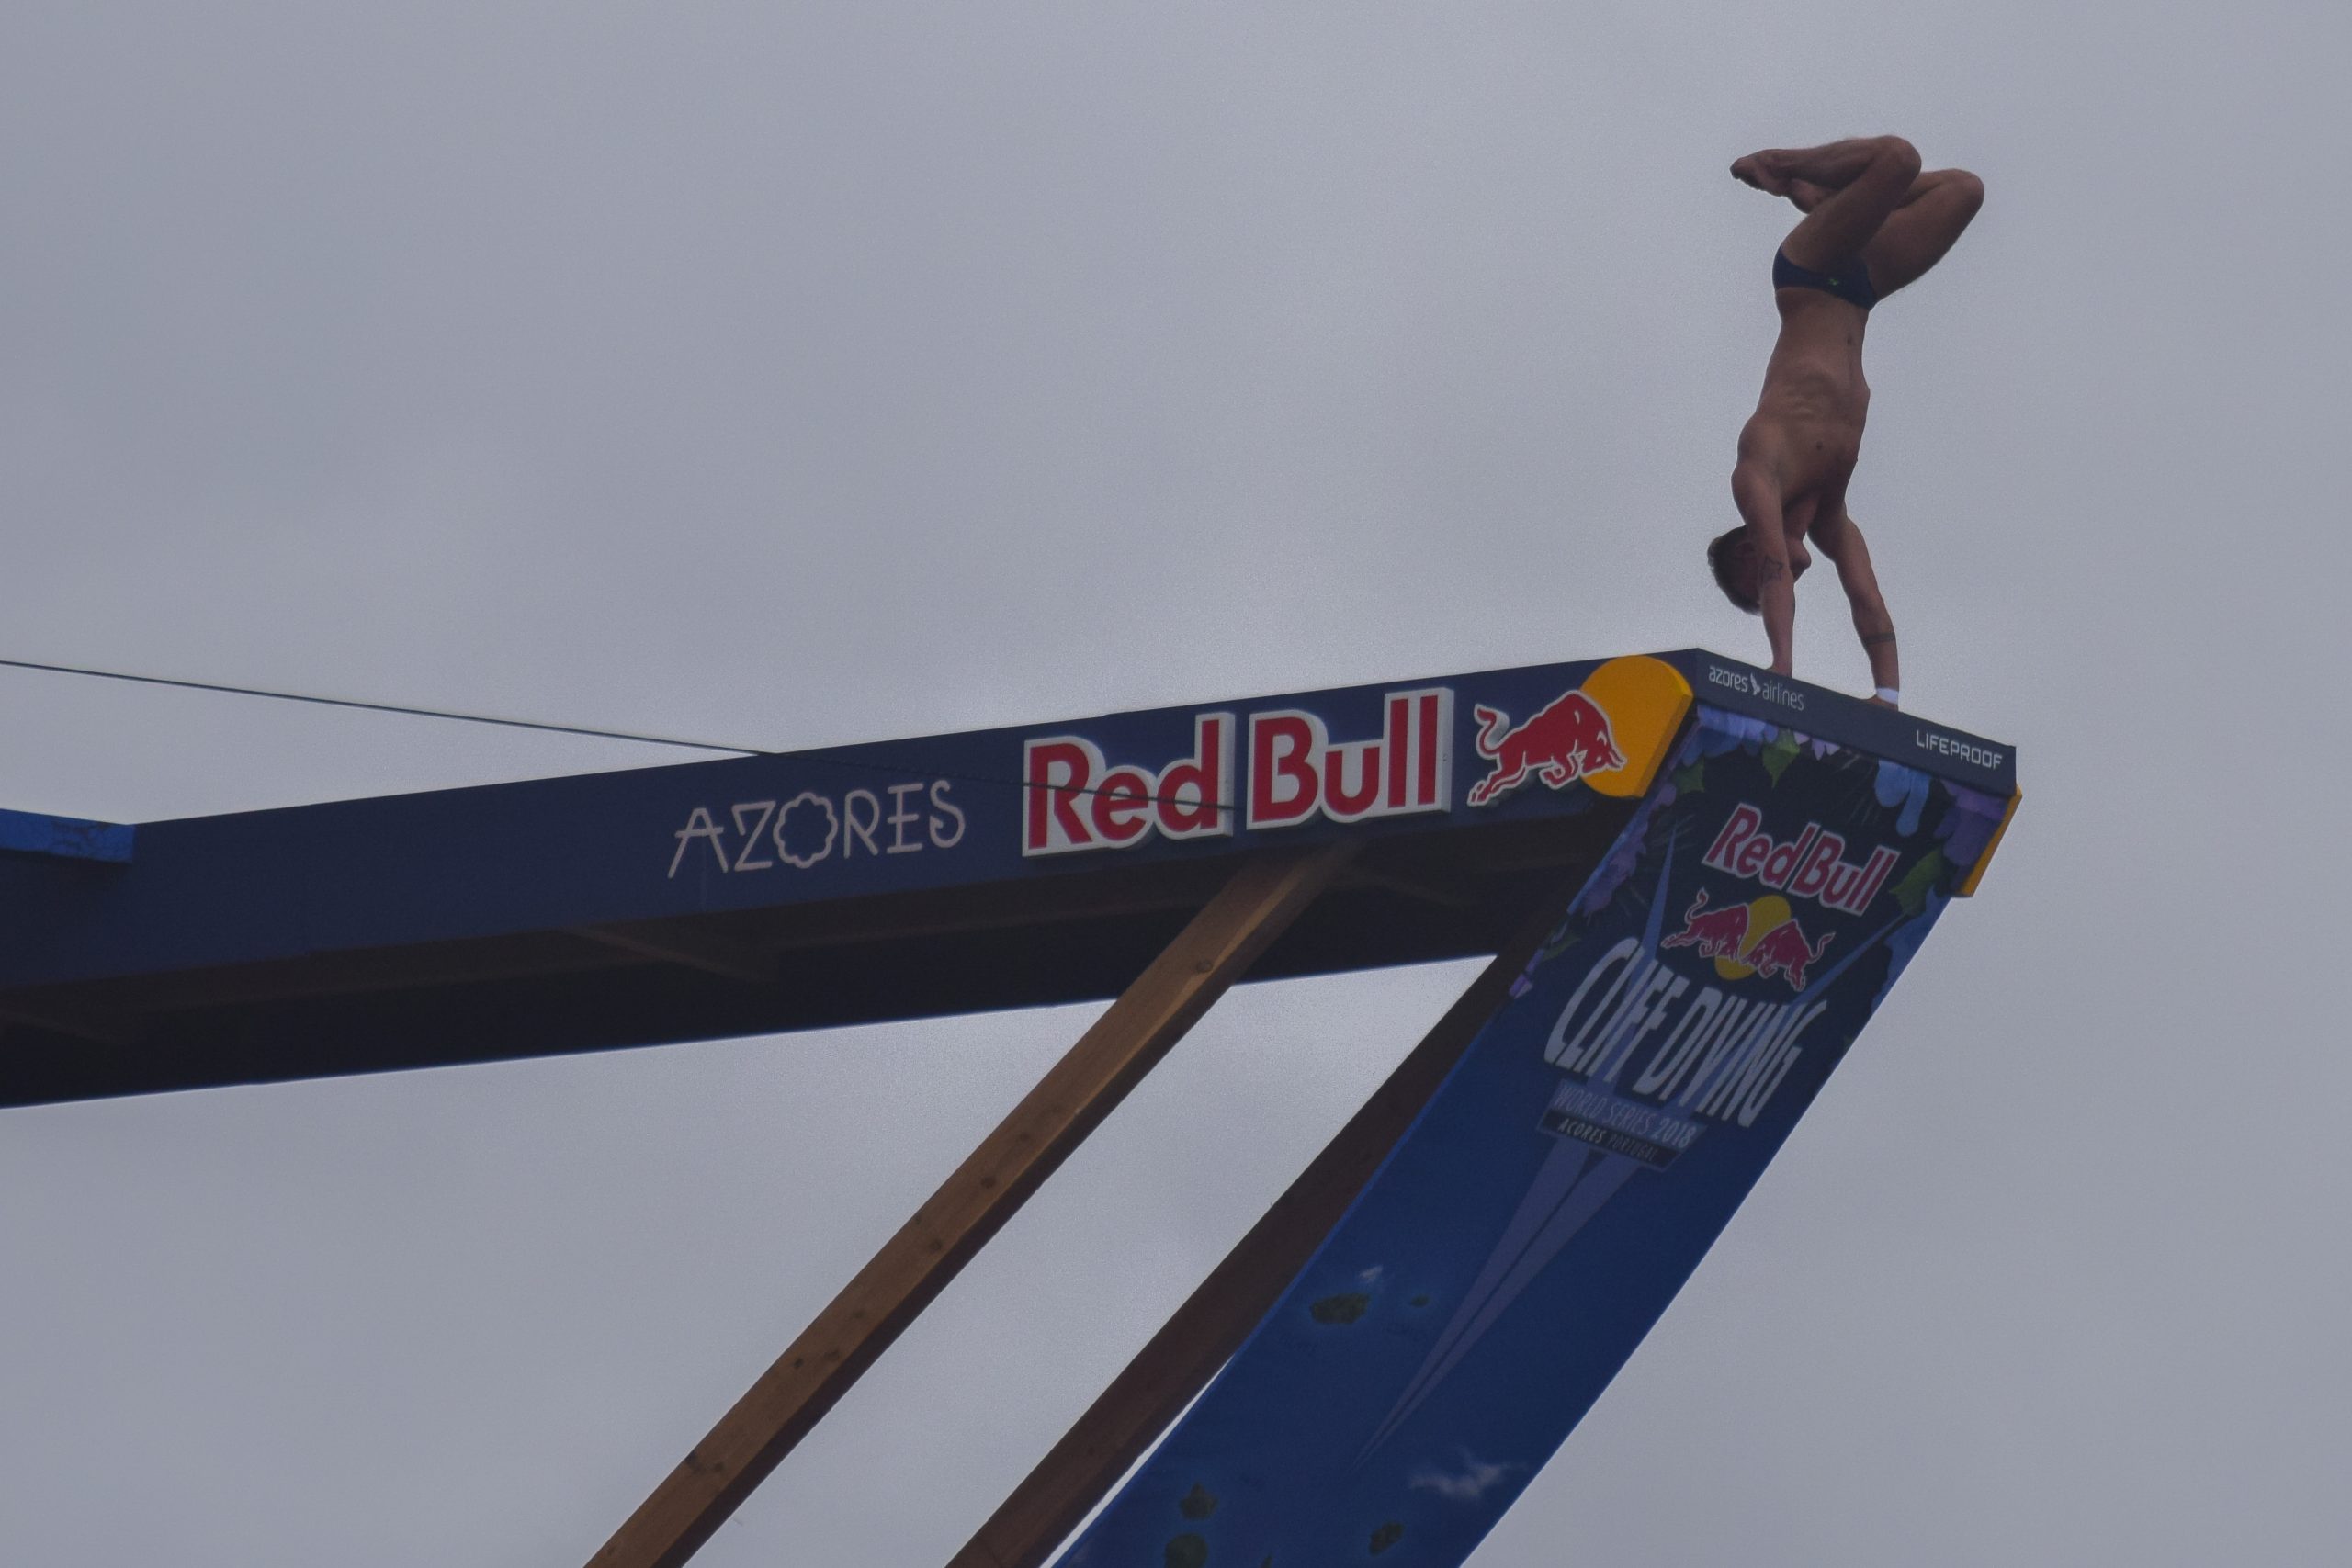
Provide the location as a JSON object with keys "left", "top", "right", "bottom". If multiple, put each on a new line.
{"left": 1701, "top": 802, "right": 1896, "bottom": 916}
{"left": 1245, "top": 689, "right": 1453, "bottom": 831}
{"left": 1023, "top": 689, "right": 1454, "bottom": 855}
{"left": 1023, "top": 713, "right": 1235, "bottom": 856}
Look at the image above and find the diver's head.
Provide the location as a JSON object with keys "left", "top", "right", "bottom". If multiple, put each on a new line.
{"left": 1709, "top": 526, "right": 1809, "bottom": 613}
{"left": 1708, "top": 527, "right": 1761, "bottom": 614}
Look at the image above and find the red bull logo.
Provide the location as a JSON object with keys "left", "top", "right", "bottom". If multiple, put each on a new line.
{"left": 1464, "top": 691, "right": 1627, "bottom": 807}
{"left": 1660, "top": 889, "right": 1834, "bottom": 992}
{"left": 1702, "top": 802, "right": 1897, "bottom": 916}
{"left": 1025, "top": 688, "right": 1454, "bottom": 854}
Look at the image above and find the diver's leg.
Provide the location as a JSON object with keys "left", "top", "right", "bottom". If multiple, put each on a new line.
{"left": 1860, "top": 168, "right": 1985, "bottom": 296}
{"left": 1734, "top": 135, "right": 1921, "bottom": 270}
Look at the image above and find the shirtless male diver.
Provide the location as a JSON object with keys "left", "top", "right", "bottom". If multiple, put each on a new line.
{"left": 1710, "top": 135, "right": 1983, "bottom": 706}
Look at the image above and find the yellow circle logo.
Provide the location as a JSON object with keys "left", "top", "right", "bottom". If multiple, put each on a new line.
{"left": 1577, "top": 655, "right": 1693, "bottom": 799}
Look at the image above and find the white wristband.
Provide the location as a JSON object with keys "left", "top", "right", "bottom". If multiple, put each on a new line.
{"left": 1874, "top": 686, "right": 1901, "bottom": 705}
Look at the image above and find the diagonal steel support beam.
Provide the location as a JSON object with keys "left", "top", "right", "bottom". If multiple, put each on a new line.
{"left": 586, "top": 843, "right": 1354, "bottom": 1568}
{"left": 947, "top": 892, "right": 1568, "bottom": 1568}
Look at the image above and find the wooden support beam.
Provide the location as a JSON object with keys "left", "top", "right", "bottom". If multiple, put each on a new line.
{"left": 586, "top": 844, "right": 1354, "bottom": 1568}
{"left": 946, "top": 892, "right": 1570, "bottom": 1568}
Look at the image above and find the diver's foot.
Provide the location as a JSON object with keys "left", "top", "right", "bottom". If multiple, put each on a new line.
{"left": 1730, "top": 152, "right": 1790, "bottom": 196}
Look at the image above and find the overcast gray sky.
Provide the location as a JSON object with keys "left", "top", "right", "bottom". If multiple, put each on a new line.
{"left": 4, "top": 3, "right": 2347, "bottom": 1563}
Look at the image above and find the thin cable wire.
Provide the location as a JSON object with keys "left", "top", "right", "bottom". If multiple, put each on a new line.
{"left": 0, "top": 656, "right": 763, "bottom": 755}
{"left": 0, "top": 654, "right": 1250, "bottom": 815}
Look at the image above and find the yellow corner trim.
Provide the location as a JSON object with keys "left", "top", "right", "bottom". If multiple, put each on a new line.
{"left": 1955, "top": 788, "right": 2022, "bottom": 897}
{"left": 1581, "top": 655, "right": 1695, "bottom": 800}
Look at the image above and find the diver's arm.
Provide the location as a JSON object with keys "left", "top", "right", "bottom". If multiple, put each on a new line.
{"left": 1731, "top": 466, "right": 1796, "bottom": 675}
{"left": 1815, "top": 510, "right": 1899, "bottom": 701}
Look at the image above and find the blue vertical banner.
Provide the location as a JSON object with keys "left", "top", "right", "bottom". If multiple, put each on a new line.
{"left": 1061, "top": 705, "right": 2014, "bottom": 1568}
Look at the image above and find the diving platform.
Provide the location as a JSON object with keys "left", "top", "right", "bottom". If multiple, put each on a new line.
{"left": 0, "top": 649, "right": 2016, "bottom": 1568}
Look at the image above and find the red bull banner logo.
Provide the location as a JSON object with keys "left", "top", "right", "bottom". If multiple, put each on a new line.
{"left": 1019, "top": 656, "right": 1693, "bottom": 857}
{"left": 1659, "top": 890, "right": 1834, "bottom": 992}
{"left": 1700, "top": 801, "right": 1896, "bottom": 916}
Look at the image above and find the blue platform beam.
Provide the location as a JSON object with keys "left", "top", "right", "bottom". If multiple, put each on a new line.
{"left": 0, "top": 650, "right": 2011, "bottom": 1108}
{"left": 0, "top": 808, "right": 133, "bottom": 864}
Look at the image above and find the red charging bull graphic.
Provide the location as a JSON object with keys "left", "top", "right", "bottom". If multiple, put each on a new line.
{"left": 1659, "top": 888, "right": 1834, "bottom": 993}
{"left": 1656, "top": 889, "right": 1751, "bottom": 960}
{"left": 1464, "top": 690, "right": 1627, "bottom": 807}
{"left": 1743, "top": 915, "right": 1833, "bottom": 990}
